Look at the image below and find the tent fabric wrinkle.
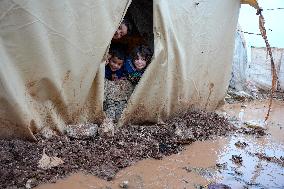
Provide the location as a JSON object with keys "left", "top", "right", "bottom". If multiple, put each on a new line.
{"left": 119, "top": 0, "right": 240, "bottom": 125}
{"left": 1, "top": 0, "right": 242, "bottom": 139}
{"left": 0, "top": 0, "right": 131, "bottom": 139}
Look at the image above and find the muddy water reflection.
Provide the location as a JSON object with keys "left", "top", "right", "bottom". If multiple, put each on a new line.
{"left": 37, "top": 100, "right": 284, "bottom": 189}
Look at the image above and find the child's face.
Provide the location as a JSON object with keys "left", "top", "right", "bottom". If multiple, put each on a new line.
{"left": 113, "top": 23, "right": 128, "bottom": 40}
{"left": 109, "top": 56, "right": 123, "bottom": 71}
{"left": 134, "top": 53, "right": 147, "bottom": 70}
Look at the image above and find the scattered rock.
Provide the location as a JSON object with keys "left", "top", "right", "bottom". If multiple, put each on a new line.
{"left": 255, "top": 153, "right": 284, "bottom": 167}
{"left": 208, "top": 183, "right": 232, "bottom": 189}
{"left": 226, "top": 89, "right": 254, "bottom": 103}
{"left": 234, "top": 141, "right": 248, "bottom": 149}
{"left": 244, "top": 120, "right": 266, "bottom": 128}
{"left": 38, "top": 149, "right": 64, "bottom": 170}
{"left": 237, "top": 126, "right": 266, "bottom": 136}
{"left": 183, "top": 166, "right": 215, "bottom": 178}
{"left": 215, "top": 163, "right": 228, "bottom": 170}
{"left": 234, "top": 170, "right": 243, "bottom": 176}
{"left": 226, "top": 87, "right": 284, "bottom": 102}
{"left": 25, "top": 178, "right": 34, "bottom": 189}
{"left": 99, "top": 118, "right": 115, "bottom": 137}
{"left": 231, "top": 155, "right": 243, "bottom": 165}
{"left": 40, "top": 127, "right": 57, "bottom": 139}
{"left": 119, "top": 180, "right": 129, "bottom": 188}
{"left": 65, "top": 123, "right": 98, "bottom": 139}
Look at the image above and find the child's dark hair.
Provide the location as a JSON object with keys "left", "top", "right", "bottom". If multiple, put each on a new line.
{"left": 109, "top": 48, "right": 125, "bottom": 60}
{"left": 121, "top": 19, "right": 132, "bottom": 35}
{"left": 131, "top": 45, "right": 152, "bottom": 64}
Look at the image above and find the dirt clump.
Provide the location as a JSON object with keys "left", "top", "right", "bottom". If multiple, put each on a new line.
{"left": 225, "top": 88, "right": 284, "bottom": 104}
{"left": 0, "top": 110, "right": 235, "bottom": 188}
{"left": 254, "top": 153, "right": 284, "bottom": 167}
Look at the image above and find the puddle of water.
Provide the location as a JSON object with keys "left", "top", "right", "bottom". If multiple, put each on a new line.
{"left": 222, "top": 99, "right": 284, "bottom": 143}
{"left": 36, "top": 100, "right": 284, "bottom": 189}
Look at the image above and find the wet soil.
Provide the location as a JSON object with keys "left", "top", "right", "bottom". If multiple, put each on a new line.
{"left": 36, "top": 100, "right": 284, "bottom": 189}
{"left": 225, "top": 88, "right": 284, "bottom": 104}
{"left": 0, "top": 110, "right": 235, "bottom": 189}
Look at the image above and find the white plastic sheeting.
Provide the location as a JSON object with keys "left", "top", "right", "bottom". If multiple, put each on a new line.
{"left": 278, "top": 52, "right": 284, "bottom": 91}
{"left": 0, "top": 0, "right": 242, "bottom": 139}
{"left": 230, "top": 27, "right": 248, "bottom": 91}
{"left": 247, "top": 47, "right": 284, "bottom": 91}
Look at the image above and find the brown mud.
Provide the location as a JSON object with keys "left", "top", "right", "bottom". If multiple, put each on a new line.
{"left": 35, "top": 100, "right": 284, "bottom": 189}
{"left": 0, "top": 110, "right": 234, "bottom": 189}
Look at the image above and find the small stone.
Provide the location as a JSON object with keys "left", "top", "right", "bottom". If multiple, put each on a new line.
{"left": 65, "top": 123, "right": 98, "bottom": 139}
{"left": 119, "top": 180, "right": 129, "bottom": 188}
{"left": 234, "top": 141, "right": 248, "bottom": 149}
{"left": 231, "top": 155, "right": 243, "bottom": 165}
{"left": 40, "top": 127, "right": 57, "bottom": 139}
{"left": 38, "top": 149, "right": 64, "bottom": 170}
{"left": 25, "top": 179, "right": 33, "bottom": 189}
{"left": 208, "top": 183, "right": 231, "bottom": 189}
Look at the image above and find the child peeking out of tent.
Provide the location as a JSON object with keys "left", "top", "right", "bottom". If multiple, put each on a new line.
{"left": 112, "top": 19, "right": 131, "bottom": 40}
{"left": 124, "top": 45, "right": 152, "bottom": 85}
{"left": 105, "top": 48, "right": 125, "bottom": 81}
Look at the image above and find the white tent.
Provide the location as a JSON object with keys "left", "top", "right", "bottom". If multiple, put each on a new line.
{"left": 229, "top": 26, "right": 248, "bottom": 91}
{"left": 247, "top": 47, "right": 284, "bottom": 91}
{"left": 0, "top": 0, "right": 258, "bottom": 139}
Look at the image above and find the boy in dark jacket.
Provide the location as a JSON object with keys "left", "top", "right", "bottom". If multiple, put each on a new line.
{"left": 105, "top": 48, "right": 125, "bottom": 81}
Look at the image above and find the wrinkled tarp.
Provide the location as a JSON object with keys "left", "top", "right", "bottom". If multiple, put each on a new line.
{"left": 119, "top": 0, "right": 240, "bottom": 125}
{"left": 0, "top": 0, "right": 255, "bottom": 139}
{"left": 247, "top": 47, "right": 284, "bottom": 91}
{"left": 229, "top": 26, "right": 248, "bottom": 91}
{"left": 0, "top": 0, "right": 131, "bottom": 139}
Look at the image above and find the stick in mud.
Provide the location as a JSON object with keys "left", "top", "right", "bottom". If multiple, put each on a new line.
{"left": 257, "top": 9, "right": 277, "bottom": 121}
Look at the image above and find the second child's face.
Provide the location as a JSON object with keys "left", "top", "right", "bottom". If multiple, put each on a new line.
{"left": 134, "top": 53, "right": 147, "bottom": 71}
{"left": 109, "top": 56, "right": 123, "bottom": 71}
{"left": 113, "top": 23, "right": 128, "bottom": 40}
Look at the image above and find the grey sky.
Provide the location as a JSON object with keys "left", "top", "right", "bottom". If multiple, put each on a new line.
{"left": 239, "top": 0, "right": 284, "bottom": 51}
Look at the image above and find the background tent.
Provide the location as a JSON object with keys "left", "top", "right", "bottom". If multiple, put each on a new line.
{"left": 0, "top": 0, "right": 258, "bottom": 140}
{"left": 247, "top": 47, "right": 284, "bottom": 91}
{"left": 229, "top": 26, "right": 248, "bottom": 92}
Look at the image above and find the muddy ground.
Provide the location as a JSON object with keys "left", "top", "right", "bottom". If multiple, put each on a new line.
{"left": 0, "top": 110, "right": 236, "bottom": 189}
{"left": 35, "top": 99, "right": 284, "bottom": 189}
{"left": 225, "top": 88, "right": 284, "bottom": 104}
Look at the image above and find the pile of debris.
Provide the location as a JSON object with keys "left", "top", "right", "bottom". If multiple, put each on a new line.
{"left": 103, "top": 79, "right": 134, "bottom": 122}
{"left": 226, "top": 87, "right": 284, "bottom": 104}
{"left": 0, "top": 110, "right": 235, "bottom": 188}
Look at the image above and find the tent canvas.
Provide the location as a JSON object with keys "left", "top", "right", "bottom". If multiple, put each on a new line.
{"left": 0, "top": 0, "right": 257, "bottom": 140}
{"left": 229, "top": 26, "right": 248, "bottom": 91}
{"left": 247, "top": 47, "right": 284, "bottom": 91}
